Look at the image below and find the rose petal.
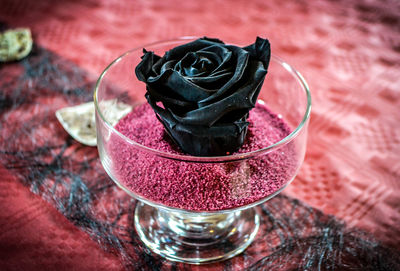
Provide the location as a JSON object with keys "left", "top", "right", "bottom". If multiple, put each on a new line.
{"left": 146, "top": 93, "right": 249, "bottom": 156}
{"left": 176, "top": 52, "right": 215, "bottom": 77}
{"left": 170, "top": 61, "right": 267, "bottom": 126}
{"left": 147, "top": 69, "right": 215, "bottom": 102}
{"left": 187, "top": 71, "right": 232, "bottom": 89}
{"left": 242, "top": 37, "right": 271, "bottom": 68}
{"left": 163, "top": 38, "right": 224, "bottom": 61}
{"left": 160, "top": 60, "right": 177, "bottom": 74}
{"left": 198, "top": 45, "right": 232, "bottom": 68}
{"left": 135, "top": 50, "right": 162, "bottom": 82}
{"left": 146, "top": 82, "right": 194, "bottom": 109}
{"left": 197, "top": 46, "right": 249, "bottom": 106}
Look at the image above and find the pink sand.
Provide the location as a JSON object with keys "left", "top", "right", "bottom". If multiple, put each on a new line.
{"left": 109, "top": 102, "right": 298, "bottom": 211}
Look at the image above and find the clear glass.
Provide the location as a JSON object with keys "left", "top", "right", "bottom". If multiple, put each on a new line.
{"left": 94, "top": 37, "right": 311, "bottom": 264}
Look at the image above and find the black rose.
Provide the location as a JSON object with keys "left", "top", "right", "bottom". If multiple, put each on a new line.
{"left": 135, "top": 37, "right": 271, "bottom": 156}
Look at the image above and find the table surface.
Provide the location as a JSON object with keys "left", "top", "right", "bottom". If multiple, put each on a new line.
{"left": 0, "top": 0, "right": 399, "bottom": 270}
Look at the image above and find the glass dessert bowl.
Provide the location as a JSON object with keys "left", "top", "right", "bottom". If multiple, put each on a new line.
{"left": 94, "top": 37, "right": 311, "bottom": 264}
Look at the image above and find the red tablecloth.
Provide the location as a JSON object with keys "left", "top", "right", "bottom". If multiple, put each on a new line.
{"left": 1, "top": 0, "right": 399, "bottom": 270}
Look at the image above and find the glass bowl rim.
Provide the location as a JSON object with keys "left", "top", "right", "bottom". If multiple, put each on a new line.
{"left": 94, "top": 36, "right": 311, "bottom": 163}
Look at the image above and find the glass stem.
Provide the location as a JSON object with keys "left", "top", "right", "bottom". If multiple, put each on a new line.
{"left": 157, "top": 208, "right": 238, "bottom": 240}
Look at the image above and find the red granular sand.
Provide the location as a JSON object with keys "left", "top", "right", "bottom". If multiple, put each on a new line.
{"left": 109, "top": 102, "right": 298, "bottom": 211}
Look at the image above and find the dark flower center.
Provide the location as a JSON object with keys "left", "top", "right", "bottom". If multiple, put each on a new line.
{"left": 191, "top": 56, "right": 213, "bottom": 73}
{"left": 177, "top": 52, "right": 215, "bottom": 77}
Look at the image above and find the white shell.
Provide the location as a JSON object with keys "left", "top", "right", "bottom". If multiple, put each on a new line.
{"left": 55, "top": 100, "right": 132, "bottom": 146}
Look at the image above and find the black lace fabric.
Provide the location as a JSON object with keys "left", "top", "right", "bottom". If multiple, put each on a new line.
{"left": 0, "top": 43, "right": 399, "bottom": 270}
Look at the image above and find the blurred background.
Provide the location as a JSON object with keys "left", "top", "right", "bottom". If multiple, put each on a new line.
{"left": 0, "top": 0, "right": 399, "bottom": 270}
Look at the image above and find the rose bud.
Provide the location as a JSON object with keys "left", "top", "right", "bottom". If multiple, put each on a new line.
{"left": 135, "top": 37, "right": 271, "bottom": 156}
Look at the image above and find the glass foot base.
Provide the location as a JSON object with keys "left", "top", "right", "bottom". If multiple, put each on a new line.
{"left": 134, "top": 201, "right": 260, "bottom": 264}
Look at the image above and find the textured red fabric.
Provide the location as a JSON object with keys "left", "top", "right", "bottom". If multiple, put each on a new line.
{"left": 0, "top": 166, "right": 123, "bottom": 271}
{"left": 0, "top": 0, "right": 399, "bottom": 269}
